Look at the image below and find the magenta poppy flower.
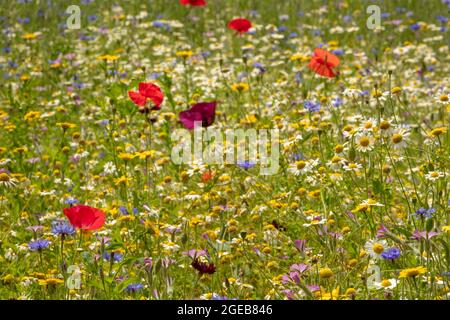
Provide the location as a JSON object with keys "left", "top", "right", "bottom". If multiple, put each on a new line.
{"left": 179, "top": 102, "right": 216, "bottom": 129}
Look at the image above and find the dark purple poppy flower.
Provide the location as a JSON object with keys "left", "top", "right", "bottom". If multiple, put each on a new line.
{"left": 179, "top": 102, "right": 216, "bottom": 129}
{"left": 191, "top": 258, "right": 216, "bottom": 275}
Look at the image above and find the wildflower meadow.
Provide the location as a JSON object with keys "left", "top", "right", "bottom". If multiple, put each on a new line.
{"left": 0, "top": 0, "right": 449, "bottom": 301}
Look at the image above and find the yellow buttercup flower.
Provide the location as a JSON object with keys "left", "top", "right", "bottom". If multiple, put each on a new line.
{"left": 231, "top": 83, "right": 249, "bottom": 92}
{"left": 22, "top": 32, "right": 40, "bottom": 40}
{"left": 319, "top": 268, "right": 333, "bottom": 279}
{"left": 428, "top": 127, "right": 447, "bottom": 137}
{"left": 399, "top": 266, "right": 427, "bottom": 278}
{"left": 56, "top": 122, "right": 77, "bottom": 130}
{"left": 176, "top": 50, "right": 193, "bottom": 59}
{"left": 118, "top": 153, "right": 135, "bottom": 161}
{"left": 97, "top": 55, "right": 120, "bottom": 62}
{"left": 24, "top": 111, "right": 41, "bottom": 122}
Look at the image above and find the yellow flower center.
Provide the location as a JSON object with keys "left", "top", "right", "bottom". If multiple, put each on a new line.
{"left": 0, "top": 173, "right": 10, "bottom": 182}
{"left": 334, "top": 144, "right": 344, "bottom": 153}
{"left": 373, "top": 243, "right": 384, "bottom": 254}
{"left": 364, "top": 122, "right": 373, "bottom": 129}
{"left": 380, "top": 121, "right": 390, "bottom": 130}
{"left": 296, "top": 161, "right": 306, "bottom": 169}
{"left": 405, "top": 269, "right": 420, "bottom": 277}
{"left": 331, "top": 156, "right": 342, "bottom": 163}
{"left": 381, "top": 279, "right": 392, "bottom": 287}
{"left": 440, "top": 95, "right": 448, "bottom": 102}
{"left": 392, "top": 134, "right": 403, "bottom": 144}
{"left": 359, "top": 137, "right": 370, "bottom": 147}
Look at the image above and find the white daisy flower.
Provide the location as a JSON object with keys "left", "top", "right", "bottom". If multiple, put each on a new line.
{"left": 425, "top": 171, "right": 444, "bottom": 181}
{"left": 364, "top": 239, "right": 388, "bottom": 260}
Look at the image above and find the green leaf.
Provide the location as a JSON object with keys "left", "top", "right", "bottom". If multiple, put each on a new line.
{"left": 426, "top": 219, "right": 434, "bottom": 233}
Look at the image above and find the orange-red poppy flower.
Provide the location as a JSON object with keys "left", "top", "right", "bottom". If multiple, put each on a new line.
{"left": 308, "top": 48, "right": 340, "bottom": 78}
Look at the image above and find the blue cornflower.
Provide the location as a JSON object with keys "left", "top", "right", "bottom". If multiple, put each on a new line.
{"left": 64, "top": 197, "right": 79, "bottom": 206}
{"left": 103, "top": 252, "right": 123, "bottom": 262}
{"left": 29, "top": 239, "right": 50, "bottom": 251}
{"left": 415, "top": 207, "right": 435, "bottom": 219}
{"left": 125, "top": 283, "right": 143, "bottom": 293}
{"left": 331, "top": 49, "right": 344, "bottom": 56}
{"left": 18, "top": 17, "right": 30, "bottom": 24}
{"left": 410, "top": 23, "right": 420, "bottom": 31}
{"left": 312, "top": 29, "right": 322, "bottom": 37}
{"left": 8, "top": 60, "right": 18, "bottom": 68}
{"left": 212, "top": 295, "right": 237, "bottom": 300}
{"left": 152, "top": 21, "right": 166, "bottom": 28}
{"left": 119, "top": 206, "right": 129, "bottom": 215}
{"left": 253, "top": 62, "right": 266, "bottom": 73}
{"left": 237, "top": 160, "right": 256, "bottom": 170}
{"left": 88, "top": 15, "right": 97, "bottom": 22}
{"left": 51, "top": 220, "right": 75, "bottom": 236}
{"left": 436, "top": 15, "right": 448, "bottom": 24}
{"left": 74, "top": 82, "right": 84, "bottom": 89}
{"left": 331, "top": 97, "right": 343, "bottom": 108}
{"left": 381, "top": 248, "right": 401, "bottom": 261}
{"left": 342, "top": 15, "right": 352, "bottom": 23}
{"left": 303, "top": 100, "right": 321, "bottom": 113}
{"left": 360, "top": 90, "right": 369, "bottom": 96}
{"left": 291, "top": 153, "right": 305, "bottom": 161}
{"left": 149, "top": 72, "right": 162, "bottom": 80}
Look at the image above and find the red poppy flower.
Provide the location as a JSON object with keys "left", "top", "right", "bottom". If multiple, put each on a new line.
{"left": 308, "top": 48, "right": 340, "bottom": 78}
{"left": 201, "top": 171, "right": 214, "bottom": 182}
{"left": 128, "top": 82, "right": 164, "bottom": 111}
{"left": 63, "top": 205, "right": 106, "bottom": 231}
{"left": 228, "top": 18, "right": 252, "bottom": 34}
{"left": 180, "top": 0, "right": 206, "bottom": 6}
{"left": 179, "top": 102, "right": 216, "bottom": 130}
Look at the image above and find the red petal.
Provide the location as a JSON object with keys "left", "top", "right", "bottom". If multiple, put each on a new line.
{"left": 313, "top": 48, "right": 339, "bottom": 67}
{"left": 228, "top": 18, "right": 252, "bottom": 33}
{"left": 85, "top": 208, "right": 106, "bottom": 231}
{"left": 63, "top": 205, "right": 106, "bottom": 230}
{"left": 128, "top": 91, "right": 147, "bottom": 106}
{"left": 180, "top": 0, "right": 206, "bottom": 5}
{"left": 63, "top": 207, "right": 83, "bottom": 229}
{"left": 308, "top": 58, "right": 336, "bottom": 78}
{"left": 138, "top": 82, "right": 164, "bottom": 107}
